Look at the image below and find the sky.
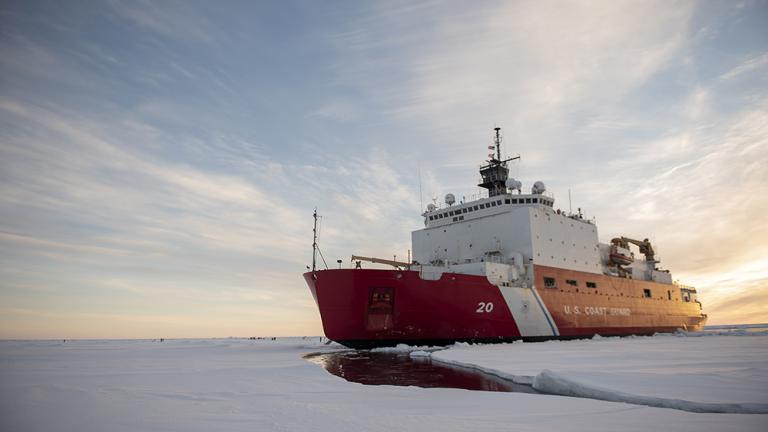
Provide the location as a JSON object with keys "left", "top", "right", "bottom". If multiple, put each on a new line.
{"left": 1, "top": 0, "right": 767, "bottom": 339}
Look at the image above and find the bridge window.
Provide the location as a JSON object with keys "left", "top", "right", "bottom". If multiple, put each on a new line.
{"left": 526, "top": 198, "right": 532, "bottom": 203}
{"left": 505, "top": 199, "right": 510, "bottom": 204}
{"left": 480, "top": 204, "right": 485, "bottom": 209}
{"left": 453, "top": 217, "right": 458, "bottom": 222}
{"left": 586, "top": 282, "right": 597, "bottom": 288}
{"left": 497, "top": 200, "right": 502, "bottom": 206}
{"left": 473, "top": 205, "right": 479, "bottom": 210}
{"left": 532, "top": 198, "right": 538, "bottom": 203}
{"left": 491, "top": 201, "right": 497, "bottom": 207}
{"left": 429, "top": 216, "right": 434, "bottom": 221}
{"left": 462, "top": 208, "right": 467, "bottom": 213}
{"left": 643, "top": 289, "right": 652, "bottom": 298}
{"left": 544, "top": 277, "right": 556, "bottom": 288}
{"left": 511, "top": 199, "right": 518, "bottom": 204}
{"left": 566, "top": 279, "right": 578, "bottom": 286}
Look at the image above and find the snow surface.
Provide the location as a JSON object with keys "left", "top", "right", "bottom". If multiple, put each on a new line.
{"left": 1, "top": 335, "right": 767, "bottom": 431}
{"left": 433, "top": 332, "right": 768, "bottom": 415}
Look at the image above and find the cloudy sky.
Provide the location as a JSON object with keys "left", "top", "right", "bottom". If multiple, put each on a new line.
{"left": 1, "top": 0, "right": 766, "bottom": 338}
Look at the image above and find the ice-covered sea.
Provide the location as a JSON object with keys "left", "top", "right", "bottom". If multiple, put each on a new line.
{"left": 2, "top": 326, "right": 767, "bottom": 432}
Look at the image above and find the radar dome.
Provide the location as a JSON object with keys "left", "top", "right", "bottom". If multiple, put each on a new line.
{"left": 505, "top": 178, "right": 522, "bottom": 191}
{"left": 427, "top": 203, "right": 436, "bottom": 212}
{"left": 445, "top": 193, "right": 456, "bottom": 206}
{"left": 532, "top": 181, "right": 546, "bottom": 194}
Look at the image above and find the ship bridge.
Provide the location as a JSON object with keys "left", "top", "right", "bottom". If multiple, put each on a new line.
{"left": 424, "top": 193, "right": 555, "bottom": 227}
{"left": 413, "top": 128, "right": 602, "bottom": 279}
{"left": 423, "top": 127, "right": 559, "bottom": 228}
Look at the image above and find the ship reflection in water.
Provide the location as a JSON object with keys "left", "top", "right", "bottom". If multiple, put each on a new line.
{"left": 305, "top": 351, "right": 538, "bottom": 393}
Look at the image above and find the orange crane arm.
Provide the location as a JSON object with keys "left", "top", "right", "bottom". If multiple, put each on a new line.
{"left": 611, "top": 236, "right": 656, "bottom": 261}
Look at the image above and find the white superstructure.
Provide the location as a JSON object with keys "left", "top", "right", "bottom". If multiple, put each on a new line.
{"left": 410, "top": 128, "right": 674, "bottom": 289}
{"left": 414, "top": 191, "right": 601, "bottom": 267}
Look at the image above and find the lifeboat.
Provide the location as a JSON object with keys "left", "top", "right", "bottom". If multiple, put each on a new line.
{"left": 610, "top": 245, "right": 634, "bottom": 266}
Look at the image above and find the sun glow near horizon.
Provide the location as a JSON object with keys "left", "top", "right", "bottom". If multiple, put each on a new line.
{"left": 1, "top": 0, "right": 767, "bottom": 338}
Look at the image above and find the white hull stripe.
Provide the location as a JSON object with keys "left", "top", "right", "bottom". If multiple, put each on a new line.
{"left": 497, "top": 285, "right": 559, "bottom": 337}
{"left": 530, "top": 285, "right": 559, "bottom": 336}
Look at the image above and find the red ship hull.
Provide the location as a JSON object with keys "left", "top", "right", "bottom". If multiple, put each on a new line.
{"left": 304, "top": 265, "right": 707, "bottom": 349}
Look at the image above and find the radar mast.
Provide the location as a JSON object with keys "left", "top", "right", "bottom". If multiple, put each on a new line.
{"left": 478, "top": 127, "right": 520, "bottom": 197}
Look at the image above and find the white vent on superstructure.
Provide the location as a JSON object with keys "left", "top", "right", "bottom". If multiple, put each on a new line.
{"left": 445, "top": 193, "right": 456, "bottom": 206}
{"left": 532, "top": 181, "right": 546, "bottom": 194}
{"left": 505, "top": 178, "right": 522, "bottom": 193}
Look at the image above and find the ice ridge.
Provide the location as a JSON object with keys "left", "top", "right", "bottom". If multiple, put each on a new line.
{"left": 532, "top": 369, "right": 768, "bottom": 414}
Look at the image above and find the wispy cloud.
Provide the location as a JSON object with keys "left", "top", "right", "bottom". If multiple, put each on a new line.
{"left": 108, "top": 0, "right": 221, "bottom": 45}
{"left": 720, "top": 52, "right": 768, "bottom": 81}
{"left": 1, "top": 0, "right": 767, "bottom": 336}
{"left": 329, "top": 1, "right": 693, "bottom": 144}
{"left": 0, "top": 87, "right": 421, "bottom": 337}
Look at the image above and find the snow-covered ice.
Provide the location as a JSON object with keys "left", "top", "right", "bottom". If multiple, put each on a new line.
{"left": 1, "top": 334, "right": 767, "bottom": 431}
{"left": 408, "top": 350, "right": 431, "bottom": 358}
{"left": 434, "top": 332, "right": 768, "bottom": 414}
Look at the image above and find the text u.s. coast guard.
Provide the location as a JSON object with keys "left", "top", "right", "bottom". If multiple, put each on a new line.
{"left": 563, "top": 305, "right": 631, "bottom": 316}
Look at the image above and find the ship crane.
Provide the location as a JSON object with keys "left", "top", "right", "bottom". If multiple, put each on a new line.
{"left": 351, "top": 255, "right": 411, "bottom": 270}
{"left": 611, "top": 236, "right": 656, "bottom": 262}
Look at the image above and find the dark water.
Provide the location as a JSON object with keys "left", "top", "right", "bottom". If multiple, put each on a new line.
{"left": 305, "top": 350, "right": 538, "bottom": 393}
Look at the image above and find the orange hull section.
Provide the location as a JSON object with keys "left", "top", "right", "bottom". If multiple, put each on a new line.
{"left": 533, "top": 265, "right": 707, "bottom": 334}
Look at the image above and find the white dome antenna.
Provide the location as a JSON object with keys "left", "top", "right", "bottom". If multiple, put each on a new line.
{"left": 445, "top": 193, "right": 456, "bottom": 206}
{"left": 427, "top": 203, "right": 436, "bottom": 212}
{"left": 505, "top": 178, "right": 522, "bottom": 192}
{"left": 532, "top": 181, "right": 546, "bottom": 194}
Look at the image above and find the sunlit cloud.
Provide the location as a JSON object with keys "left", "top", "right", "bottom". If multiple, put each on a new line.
{"left": 1, "top": 1, "right": 767, "bottom": 337}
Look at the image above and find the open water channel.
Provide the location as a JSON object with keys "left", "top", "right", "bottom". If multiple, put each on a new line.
{"left": 305, "top": 350, "right": 538, "bottom": 393}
